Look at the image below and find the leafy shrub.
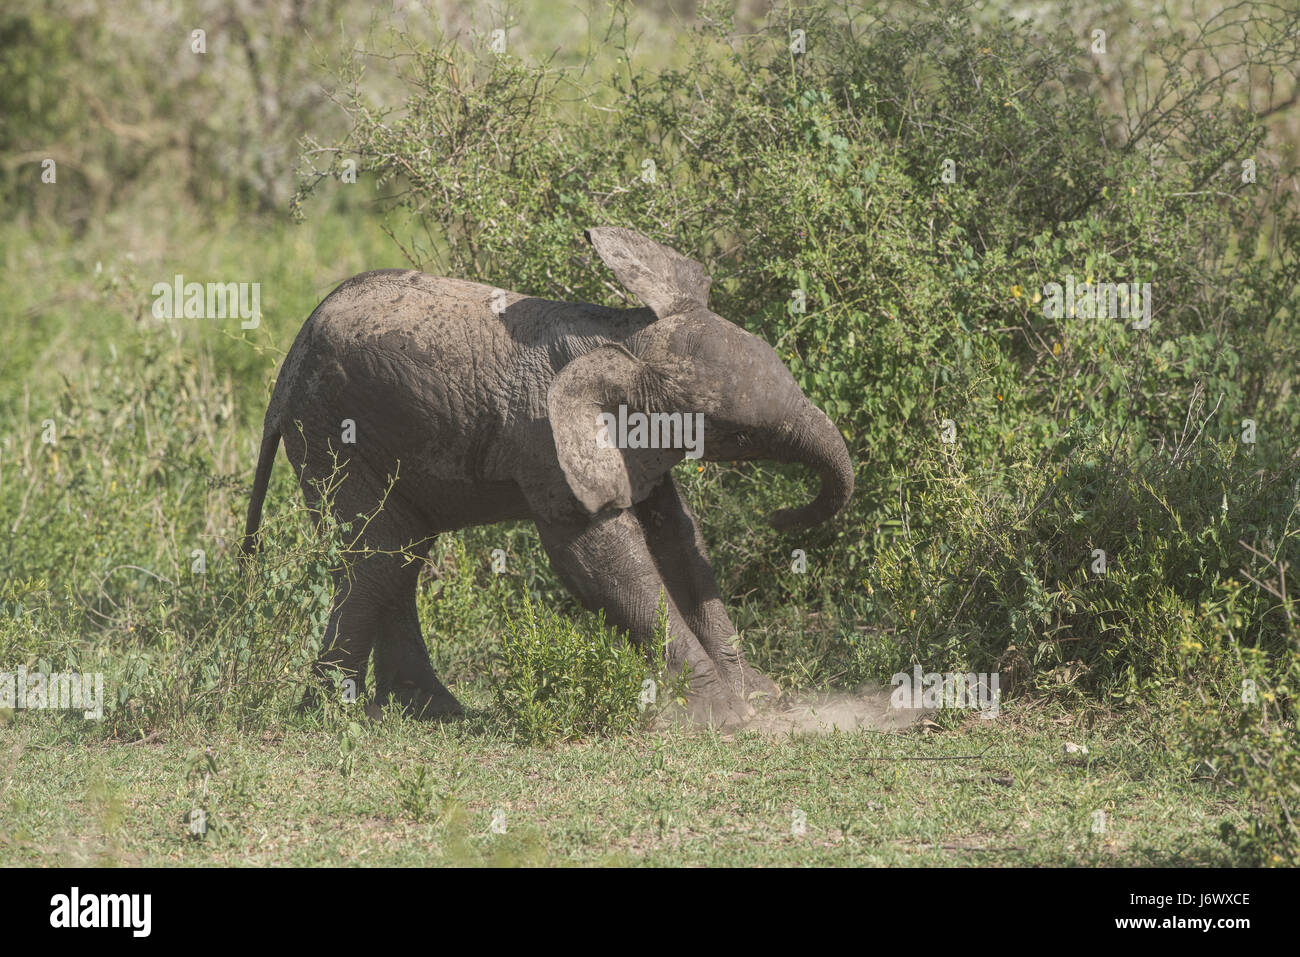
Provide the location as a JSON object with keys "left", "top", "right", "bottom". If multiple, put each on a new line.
{"left": 418, "top": 526, "right": 587, "bottom": 689}
{"left": 0, "top": 333, "right": 347, "bottom": 736}
{"left": 491, "top": 596, "right": 666, "bottom": 744}
{"left": 1179, "top": 598, "right": 1300, "bottom": 865}
{"left": 850, "top": 431, "right": 1299, "bottom": 692}
{"left": 0, "top": 0, "right": 380, "bottom": 221}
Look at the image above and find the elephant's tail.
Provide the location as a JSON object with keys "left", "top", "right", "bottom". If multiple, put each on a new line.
{"left": 241, "top": 418, "right": 280, "bottom": 559}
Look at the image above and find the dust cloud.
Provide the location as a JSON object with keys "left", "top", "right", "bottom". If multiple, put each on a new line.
{"left": 740, "top": 684, "right": 932, "bottom": 736}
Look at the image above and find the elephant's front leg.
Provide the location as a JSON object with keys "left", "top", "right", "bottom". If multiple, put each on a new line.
{"left": 535, "top": 509, "right": 753, "bottom": 728}
{"left": 635, "top": 477, "right": 781, "bottom": 704}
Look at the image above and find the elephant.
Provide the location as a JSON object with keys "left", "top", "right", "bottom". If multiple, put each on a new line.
{"left": 241, "top": 227, "right": 853, "bottom": 728}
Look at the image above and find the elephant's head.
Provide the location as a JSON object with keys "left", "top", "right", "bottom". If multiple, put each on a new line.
{"left": 547, "top": 227, "right": 853, "bottom": 530}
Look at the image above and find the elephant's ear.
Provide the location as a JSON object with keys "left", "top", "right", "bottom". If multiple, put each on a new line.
{"left": 547, "top": 344, "right": 685, "bottom": 515}
{"left": 585, "top": 227, "right": 711, "bottom": 319}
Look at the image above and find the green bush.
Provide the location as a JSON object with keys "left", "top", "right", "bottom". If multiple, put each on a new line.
{"left": 0, "top": 332, "right": 347, "bottom": 736}
{"left": 491, "top": 597, "right": 667, "bottom": 744}
{"left": 1179, "top": 610, "right": 1300, "bottom": 865}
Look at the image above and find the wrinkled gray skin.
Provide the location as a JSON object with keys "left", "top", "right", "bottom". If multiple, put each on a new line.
{"left": 242, "top": 228, "right": 853, "bottom": 727}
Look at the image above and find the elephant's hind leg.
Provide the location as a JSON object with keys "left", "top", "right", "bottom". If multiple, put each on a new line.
{"left": 304, "top": 517, "right": 460, "bottom": 720}
{"left": 301, "top": 564, "right": 377, "bottom": 712}
{"left": 371, "top": 558, "right": 462, "bottom": 720}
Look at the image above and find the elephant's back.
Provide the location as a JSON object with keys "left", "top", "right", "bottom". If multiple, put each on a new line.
{"left": 284, "top": 269, "right": 521, "bottom": 399}
{"left": 268, "top": 269, "right": 523, "bottom": 484}
{"left": 266, "top": 267, "right": 645, "bottom": 486}
{"left": 307, "top": 269, "right": 506, "bottom": 353}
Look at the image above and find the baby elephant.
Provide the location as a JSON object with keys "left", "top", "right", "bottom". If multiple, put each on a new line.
{"left": 242, "top": 228, "right": 853, "bottom": 727}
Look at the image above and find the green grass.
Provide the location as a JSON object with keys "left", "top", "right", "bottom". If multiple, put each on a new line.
{"left": 0, "top": 700, "right": 1243, "bottom": 867}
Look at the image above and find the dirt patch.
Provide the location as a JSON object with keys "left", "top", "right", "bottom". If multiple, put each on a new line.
{"left": 743, "top": 684, "right": 932, "bottom": 735}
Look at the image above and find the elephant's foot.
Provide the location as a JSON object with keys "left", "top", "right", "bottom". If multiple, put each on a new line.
{"left": 668, "top": 646, "right": 755, "bottom": 729}
{"left": 681, "top": 664, "right": 755, "bottom": 729}
{"left": 706, "top": 649, "right": 782, "bottom": 707}
{"left": 737, "top": 660, "right": 781, "bottom": 703}
{"left": 684, "top": 689, "right": 754, "bottom": 730}
{"left": 378, "top": 677, "right": 463, "bottom": 721}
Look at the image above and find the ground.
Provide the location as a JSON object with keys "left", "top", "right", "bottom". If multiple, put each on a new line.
{"left": 0, "top": 696, "right": 1241, "bottom": 867}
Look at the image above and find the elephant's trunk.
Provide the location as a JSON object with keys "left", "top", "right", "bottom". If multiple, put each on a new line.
{"left": 763, "top": 402, "right": 855, "bottom": 531}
